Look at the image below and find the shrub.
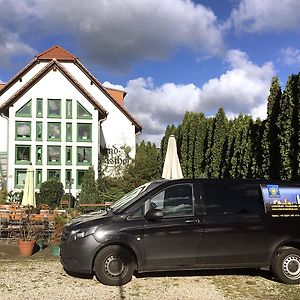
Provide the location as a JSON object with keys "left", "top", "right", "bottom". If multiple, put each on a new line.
{"left": 39, "top": 179, "right": 64, "bottom": 208}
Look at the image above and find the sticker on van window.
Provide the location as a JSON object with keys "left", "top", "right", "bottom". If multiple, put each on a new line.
{"left": 261, "top": 184, "right": 300, "bottom": 217}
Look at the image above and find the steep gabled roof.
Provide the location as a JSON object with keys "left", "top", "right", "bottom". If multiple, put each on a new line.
{"left": 0, "top": 60, "right": 107, "bottom": 117}
{"left": 36, "top": 45, "right": 77, "bottom": 61}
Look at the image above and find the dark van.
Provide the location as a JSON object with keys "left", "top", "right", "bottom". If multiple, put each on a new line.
{"left": 60, "top": 179, "right": 300, "bottom": 286}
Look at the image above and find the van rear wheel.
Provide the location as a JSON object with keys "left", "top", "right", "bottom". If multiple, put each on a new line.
{"left": 94, "top": 245, "right": 134, "bottom": 286}
{"left": 272, "top": 247, "right": 300, "bottom": 284}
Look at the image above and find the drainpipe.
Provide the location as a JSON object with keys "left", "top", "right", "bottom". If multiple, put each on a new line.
{"left": 98, "top": 115, "right": 107, "bottom": 179}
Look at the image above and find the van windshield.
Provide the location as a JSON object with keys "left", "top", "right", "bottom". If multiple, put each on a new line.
{"left": 110, "top": 182, "right": 153, "bottom": 213}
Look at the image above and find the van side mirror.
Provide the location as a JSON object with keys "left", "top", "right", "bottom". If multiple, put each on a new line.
{"left": 145, "top": 209, "right": 163, "bottom": 221}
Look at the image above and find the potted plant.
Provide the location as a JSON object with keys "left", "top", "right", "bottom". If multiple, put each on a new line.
{"left": 18, "top": 206, "right": 41, "bottom": 257}
{"left": 51, "top": 214, "right": 68, "bottom": 256}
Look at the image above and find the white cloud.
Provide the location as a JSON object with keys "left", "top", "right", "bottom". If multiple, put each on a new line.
{"left": 231, "top": 0, "right": 300, "bottom": 33}
{"left": 107, "top": 49, "right": 275, "bottom": 144}
{"left": 280, "top": 47, "right": 300, "bottom": 66}
{"left": 0, "top": 29, "right": 34, "bottom": 66}
{"left": 0, "top": 0, "right": 225, "bottom": 71}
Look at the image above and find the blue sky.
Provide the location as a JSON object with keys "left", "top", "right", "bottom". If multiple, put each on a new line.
{"left": 1, "top": 0, "right": 300, "bottom": 144}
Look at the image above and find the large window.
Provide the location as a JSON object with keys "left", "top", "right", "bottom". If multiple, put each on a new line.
{"left": 15, "top": 169, "right": 27, "bottom": 188}
{"left": 16, "top": 100, "right": 32, "bottom": 117}
{"left": 48, "top": 99, "right": 61, "bottom": 118}
{"left": 77, "top": 101, "right": 92, "bottom": 119}
{"left": 203, "top": 182, "right": 265, "bottom": 216}
{"left": 149, "top": 184, "right": 194, "bottom": 217}
{"left": 48, "top": 123, "right": 61, "bottom": 141}
{"left": 36, "top": 122, "right": 43, "bottom": 141}
{"left": 16, "top": 122, "right": 31, "bottom": 140}
{"left": 77, "top": 147, "right": 92, "bottom": 164}
{"left": 15, "top": 145, "right": 31, "bottom": 163}
{"left": 48, "top": 146, "right": 61, "bottom": 164}
{"left": 77, "top": 123, "right": 92, "bottom": 141}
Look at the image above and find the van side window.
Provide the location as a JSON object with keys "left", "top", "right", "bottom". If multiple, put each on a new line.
{"left": 127, "top": 206, "right": 143, "bottom": 220}
{"left": 203, "top": 182, "right": 265, "bottom": 216}
{"left": 149, "top": 184, "right": 193, "bottom": 217}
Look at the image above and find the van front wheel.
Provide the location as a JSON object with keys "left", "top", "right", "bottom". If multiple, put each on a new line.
{"left": 94, "top": 245, "right": 134, "bottom": 286}
{"left": 272, "top": 247, "right": 300, "bottom": 284}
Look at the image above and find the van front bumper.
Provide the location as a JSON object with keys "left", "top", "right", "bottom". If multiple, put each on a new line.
{"left": 60, "top": 235, "right": 100, "bottom": 274}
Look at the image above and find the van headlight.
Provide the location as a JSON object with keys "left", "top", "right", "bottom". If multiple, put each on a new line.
{"left": 69, "top": 226, "right": 98, "bottom": 241}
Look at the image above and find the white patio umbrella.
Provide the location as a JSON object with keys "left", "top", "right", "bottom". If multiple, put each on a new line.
{"left": 21, "top": 164, "right": 36, "bottom": 207}
{"left": 162, "top": 135, "right": 183, "bottom": 179}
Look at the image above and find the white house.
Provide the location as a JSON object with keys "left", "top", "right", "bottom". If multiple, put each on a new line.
{"left": 0, "top": 45, "right": 142, "bottom": 195}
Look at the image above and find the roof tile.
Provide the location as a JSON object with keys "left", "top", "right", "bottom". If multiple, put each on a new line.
{"left": 36, "top": 45, "right": 77, "bottom": 61}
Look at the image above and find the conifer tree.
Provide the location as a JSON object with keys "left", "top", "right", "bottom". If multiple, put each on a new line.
{"left": 261, "top": 76, "right": 281, "bottom": 179}
{"left": 203, "top": 117, "right": 215, "bottom": 178}
{"left": 180, "top": 112, "right": 191, "bottom": 177}
{"left": 187, "top": 112, "right": 199, "bottom": 177}
{"left": 210, "top": 108, "right": 228, "bottom": 178}
{"left": 79, "top": 166, "right": 100, "bottom": 204}
{"left": 194, "top": 113, "right": 207, "bottom": 178}
{"left": 277, "top": 75, "right": 297, "bottom": 180}
{"left": 250, "top": 118, "right": 264, "bottom": 178}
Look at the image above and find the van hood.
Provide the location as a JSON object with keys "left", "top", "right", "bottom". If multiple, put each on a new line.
{"left": 65, "top": 210, "right": 113, "bottom": 230}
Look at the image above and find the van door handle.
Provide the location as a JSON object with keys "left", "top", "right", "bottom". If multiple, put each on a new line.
{"left": 185, "top": 219, "right": 200, "bottom": 224}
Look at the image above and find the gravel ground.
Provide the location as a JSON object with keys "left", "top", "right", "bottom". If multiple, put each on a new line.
{"left": 0, "top": 241, "right": 227, "bottom": 300}
{"left": 0, "top": 259, "right": 227, "bottom": 300}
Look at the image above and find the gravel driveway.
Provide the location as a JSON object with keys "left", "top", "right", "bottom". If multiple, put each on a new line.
{"left": 0, "top": 259, "right": 226, "bottom": 300}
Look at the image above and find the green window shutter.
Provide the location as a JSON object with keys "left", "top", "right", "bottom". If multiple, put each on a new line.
{"left": 16, "top": 100, "right": 32, "bottom": 117}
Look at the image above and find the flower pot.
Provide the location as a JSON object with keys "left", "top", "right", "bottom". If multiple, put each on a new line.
{"left": 52, "top": 245, "right": 60, "bottom": 256}
{"left": 18, "top": 240, "right": 36, "bottom": 257}
{"left": 36, "top": 238, "right": 44, "bottom": 251}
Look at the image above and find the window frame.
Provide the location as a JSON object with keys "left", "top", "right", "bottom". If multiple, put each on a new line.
{"left": 66, "top": 99, "right": 72, "bottom": 119}
{"left": 47, "top": 122, "right": 61, "bottom": 141}
{"left": 66, "top": 146, "right": 72, "bottom": 165}
{"left": 76, "top": 170, "right": 87, "bottom": 188}
{"left": 47, "top": 169, "right": 61, "bottom": 181}
{"left": 36, "top": 169, "right": 42, "bottom": 189}
{"left": 66, "top": 123, "right": 72, "bottom": 142}
{"left": 15, "top": 145, "right": 31, "bottom": 164}
{"left": 15, "top": 169, "right": 27, "bottom": 188}
{"left": 36, "top": 98, "right": 43, "bottom": 118}
{"left": 77, "top": 146, "right": 92, "bottom": 165}
{"left": 16, "top": 100, "right": 32, "bottom": 117}
{"left": 77, "top": 101, "right": 92, "bottom": 119}
{"left": 15, "top": 121, "right": 31, "bottom": 141}
{"left": 36, "top": 122, "right": 43, "bottom": 141}
{"left": 47, "top": 99, "right": 61, "bottom": 118}
{"left": 47, "top": 146, "right": 61, "bottom": 165}
{"left": 36, "top": 145, "right": 43, "bottom": 165}
{"left": 77, "top": 123, "right": 92, "bottom": 142}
